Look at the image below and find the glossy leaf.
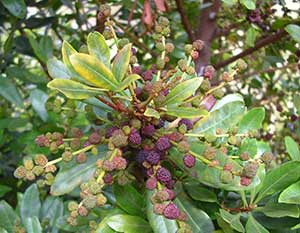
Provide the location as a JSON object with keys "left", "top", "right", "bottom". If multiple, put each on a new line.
{"left": 112, "top": 44, "right": 132, "bottom": 81}
{"left": 193, "top": 95, "right": 245, "bottom": 136}
{"left": 256, "top": 202, "right": 300, "bottom": 218}
{"left": 147, "top": 191, "right": 179, "bottom": 233}
{"left": 165, "top": 106, "right": 208, "bottom": 119}
{"left": 47, "top": 57, "right": 70, "bottom": 79}
{"left": 246, "top": 214, "right": 269, "bottom": 233}
{"left": 20, "top": 184, "right": 41, "bottom": 222}
{"left": 239, "top": 138, "right": 257, "bottom": 158}
{"left": 284, "top": 136, "right": 300, "bottom": 161}
{"left": 240, "top": 0, "right": 256, "bottom": 10}
{"left": 183, "top": 180, "right": 217, "bottom": 203}
{"left": 41, "top": 197, "right": 64, "bottom": 233}
{"left": 0, "top": 200, "right": 19, "bottom": 233}
{"left": 0, "top": 77, "right": 24, "bottom": 108}
{"left": 105, "top": 214, "right": 152, "bottom": 233}
{"left": 175, "top": 192, "right": 215, "bottom": 233}
{"left": 51, "top": 155, "right": 101, "bottom": 196}
{"left": 238, "top": 107, "right": 265, "bottom": 133}
{"left": 116, "top": 74, "right": 141, "bottom": 91}
{"left": 25, "top": 29, "right": 46, "bottom": 63}
{"left": 87, "top": 32, "right": 110, "bottom": 67}
{"left": 47, "top": 79, "right": 105, "bottom": 99}
{"left": 30, "top": 89, "right": 48, "bottom": 122}
{"left": 113, "top": 184, "right": 145, "bottom": 216}
{"left": 1, "top": 0, "right": 26, "bottom": 18}
{"left": 285, "top": 24, "right": 300, "bottom": 43}
{"left": 219, "top": 209, "right": 244, "bottom": 232}
{"left": 24, "top": 217, "right": 42, "bottom": 233}
{"left": 39, "top": 36, "right": 53, "bottom": 60}
{"left": 279, "top": 180, "right": 300, "bottom": 204}
{"left": 164, "top": 78, "right": 202, "bottom": 106}
{"left": 70, "top": 53, "right": 118, "bottom": 90}
{"left": 245, "top": 27, "right": 258, "bottom": 47}
{"left": 255, "top": 161, "right": 300, "bottom": 203}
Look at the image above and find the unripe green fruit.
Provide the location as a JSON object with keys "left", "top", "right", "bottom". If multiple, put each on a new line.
{"left": 156, "top": 42, "right": 165, "bottom": 52}
{"left": 161, "top": 27, "right": 170, "bottom": 36}
{"left": 68, "top": 201, "right": 79, "bottom": 211}
{"left": 200, "top": 79, "right": 211, "bottom": 91}
{"left": 96, "top": 193, "right": 107, "bottom": 206}
{"left": 26, "top": 171, "right": 36, "bottom": 181}
{"left": 117, "top": 38, "right": 130, "bottom": 49}
{"left": 34, "top": 154, "right": 48, "bottom": 166}
{"left": 212, "top": 88, "right": 225, "bottom": 98}
{"left": 165, "top": 42, "right": 174, "bottom": 53}
{"left": 62, "top": 151, "right": 73, "bottom": 162}
{"left": 155, "top": 25, "right": 163, "bottom": 33}
{"left": 186, "top": 66, "right": 195, "bottom": 75}
{"left": 130, "top": 55, "right": 137, "bottom": 64}
{"left": 156, "top": 57, "right": 166, "bottom": 70}
{"left": 236, "top": 59, "right": 247, "bottom": 71}
{"left": 14, "top": 166, "right": 27, "bottom": 179}
{"left": 32, "top": 166, "right": 44, "bottom": 176}
{"left": 158, "top": 16, "right": 169, "bottom": 27}
{"left": 204, "top": 146, "right": 216, "bottom": 160}
{"left": 83, "top": 195, "right": 97, "bottom": 209}
{"left": 220, "top": 170, "right": 234, "bottom": 183}
{"left": 184, "top": 44, "right": 193, "bottom": 55}
{"left": 178, "top": 124, "right": 187, "bottom": 134}
{"left": 178, "top": 59, "right": 187, "bottom": 71}
{"left": 24, "top": 158, "right": 34, "bottom": 170}
{"left": 177, "top": 141, "right": 190, "bottom": 153}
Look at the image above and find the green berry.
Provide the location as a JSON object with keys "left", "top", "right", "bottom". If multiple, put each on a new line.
{"left": 62, "top": 151, "right": 73, "bottom": 162}
{"left": 14, "top": 166, "right": 27, "bottom": 179}
{"left": 220, "top": 171, "right": 234, "bottom": 183}
{"left": 83, "top": 195, "right": 97, "bottom": 209}
{"left": 96, "top": 193, "right": 107, "bottom": 206}
{"left": 68, "top": 201, "right": 79, "bottom": 211}
{"left": 34, "top": 154, "right": 48, "bottom": 166}
{"left": 184, "top": 44, "right": 193, "bottom": 55}
{"left": 32, "top": 166, "right": 44, "bottom": 176}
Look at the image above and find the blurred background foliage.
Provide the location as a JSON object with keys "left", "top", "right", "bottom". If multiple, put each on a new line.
{"left": 0, "top": 0, "right": 299, "bottom": 213}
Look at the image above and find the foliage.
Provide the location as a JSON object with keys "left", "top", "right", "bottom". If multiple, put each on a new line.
{"left": 0, "top": 0, "right": 300, "bottom": 233}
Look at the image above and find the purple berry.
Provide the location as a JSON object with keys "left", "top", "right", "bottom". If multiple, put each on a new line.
{"left": 161, "top": 89, "right": 169, "bottom": 96}
{"left": 291, "top": 114, "right": 298, "bottom": 122}
{"left": 146, "top": 150, "right": 160, "bottom": 165}
{"left": 156, "top": 137, "right": 171, "bottom": 151}
{"left": 146, "top": 177, "right": 157, "bottom": 190}
{"left": 136, "top": 150, "right": 148, "bottom": 164}
{"left": 129, "top": 131, "right": 142, "bottom": 145}
{"left": 103, "top": 173, "right": 113, "bottom": 184}
{"left": 156, "top": 167, "right": 172, "bottom": 184}
{"left": 183, "top": 154, "right": 196, "bottom": 168}
{"left": 178, "top": 119, "right": 193, "bottom": 130}
{"left": 163, "top": 202, "right": 180, "bottom": 220}
{"left": 240, "top": 176, "right": 252, "bottom": 186}
{"left": 142, "top": 125, "right": 155, "bottom": 137}
{"left": 106, "top": 126, "right": 118, "bottom": 138}
{"left": 134, "top": 87, "right": 143, "bottom": 97}
{"left": 131, "top": 48, "right": 137, "bottom": 55}
{"left": 83, "top": 140, "right": 91, "bottom": 147}
{"left": 142, "top": 70, "right": 153, "bottom": 81}
{"left": 166, "top": 179, "right": 175, "bottom": 189}
{"left": 163, "top": 188, "right": 175, "bottom": 200}
{"left": 155, "top": 119, "right": 165, "bottom": 129}
{"left": 132, "top": 65, "right": 141, "bottom": 74}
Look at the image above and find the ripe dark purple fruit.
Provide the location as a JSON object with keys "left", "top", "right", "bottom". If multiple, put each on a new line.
{"left": 183, "top": 154, "right": 196, "bottom": 168}
{"left": 142, "top": 125, "right": 155, "bottom": 137}
{"left": 146, "top": 150, "right": 160, "bottom": 165}
{"left": 240, "top": 176, "right": 252, "bottom": 186}
{"left": 163, "top": 202, "right": 180, "bottom": 219}
{"left": 146, "top": 177, "right": 157, "bottom": 190}
{"left": 156, "top": 167, "right": 172, "bottom": 184}
{"left": 291, "top": 114, "right": 298, "bottom": 122}
{"left": 156, "top": 137, "right": 171, "bottom": 151}
{"left": 142, "top": 70, "right": 153, "bottom": 81}
{"left": 178, "top": 119, "right": 193, "bottom": 130}
{"left": 128, "top": 131, "right": 142, "bottom": 145}
{"left": 136, "top": 150, "right": 148, "bottom": 164}
{"left": 132, "top": 65, "right": 141, "bottom": 74}
{"left": 103, "top": 173, "right": 113, "bottom": 184}
{"left": 88, "top": 132, "right": 101, "bottom": 144}
{"left": 134, "top": 87, "right": 143, "bottom": 97}
{"left": 106, "top": 126, "right": 119, "bottom": 138}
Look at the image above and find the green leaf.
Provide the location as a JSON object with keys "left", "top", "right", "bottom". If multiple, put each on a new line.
{"left": 192, "top": 95, "right": 245, "bottom": 136}
{"left": 51, "top": 154, "right": 102, "bottom": 196}
{"left": 24, "top": 29, "right": 46, "bottom": 63}
{"left": 20, "top": 184, "right": 41, "bottom": 222}
{"left": 238, "top": 107, "right": 265, "bottom": 133}
{"left": 0, "top": 228, "right": 8, "bottom": 233}
{"left": 279, "top": 181, "right": 300, "bottom": 204}
{"left": 41, "top": 197, "right": 64, "bottom": 233}
{"left": 87, "top": 32, "right": 110, "bottom": 67}
{"left": 245, "top": 27, "right": 258, "bottom": 47}
{"left": 165, "top": 106, "right": 208, "bottom": 119}
{"left": 0, "top": 185, "right": 11, "bottom": 198}
{"left": 0, "top": 200, "right": 19, "bottom": 233}
{"left": 146, "top": 191, "right": 179, "bottom": 233}
{"left": 164, "top": 78, "right": 202, "bottom": 106}
{"left": 256, "top": 202, "right": 300, "bottom": 218}
{"left": 285, "top": 136, "right": 300, "bottom": 161}
{"left": 116, "top": 74, "right": 141, "bottom": 91}
{"left": 239, "top": 138, "right": 257, "bottom": 158}
{"left": 39, "top": 36, "right": 53, "bottom": 60}
{"left": 183, "top": 180, "right": 217, "bottom": 203}
{"left": 240, "top": 0, "right": 256, "bottom": 10}
{"left": 47, "top": 57, "right": 70, "bottom": 79}
{"left": 70, "top": 53, "right": 119, "bottom": 90}
{"left": 0, "top": 76, "right": 24, "bottom": 108}
{"left": 294, "top": 93, "right": 300, "bottom": 115}
{"left": 30, "top": 89, "right": 48, "bottom": 122}
{"left": 219, "top": 209, "right": 244, "bottom": 232}
{"left": 144, "top": 107, "right": 160, "bottom": 119}
{"left": 112, "top": 44, "right": 132, "bottom": 81}
{"left": 285, "top": 24, "right": 300, "bottom": 43}
{"left": 105, "top": 214, "right": 151, "bottom": 233}
{"left": 246, "top": 214, "right": 269, "bottom": 233}
{"left": 47, "top": 79, "right": 105, "bottom": 99}
{"left": 175, "top": 192, "right": 215, "bottom": 233}
{"left": 113, "top": 184, "right": 145, "bottom": 216}
{"left": 221, "top": 0, "right": 238, "bottom": 5}
{"left": 255, "top": 161, "right": 300, "bottom": 203}
{"left": 24, "top": 217, "right": 42, "bottom": 233}
{"left": 1, "top": 0, "right": 26, "bottom": 18}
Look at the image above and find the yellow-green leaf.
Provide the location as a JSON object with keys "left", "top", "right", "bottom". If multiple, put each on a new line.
{"left": 87, "top": 32, "right": 110, "bottom": 67}
{"left": 116, "top": 74, "right": 141, "bottom": 91}
{"left": 47, "top": 79, "right": 105, "bottom": 99}
{"left": 70, "top": 53, "right": 119, "bottom": 90}
{"left": 144, "top": 107, "right": 160, "bottom": 119}
{"left": 165, "top": 106, "right": 208, "bottom": 119}
{"left": 164, "top": 78, "right": 202, "bottom": 106}
{"left": 112, "top": 44, "right": 132, "bottom": 81}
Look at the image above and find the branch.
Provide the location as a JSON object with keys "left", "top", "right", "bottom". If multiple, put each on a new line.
{"left": 175, "top": 0, "right": 195, "bottom": 42}
{"left": 214, "top": 29, "right": 288, "bottom": 69}
{"left": 214, "top": 22, "right": 241, "bottom": 38}
{"left": 194, "top": 0, "right": 221, "bottom": 75}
